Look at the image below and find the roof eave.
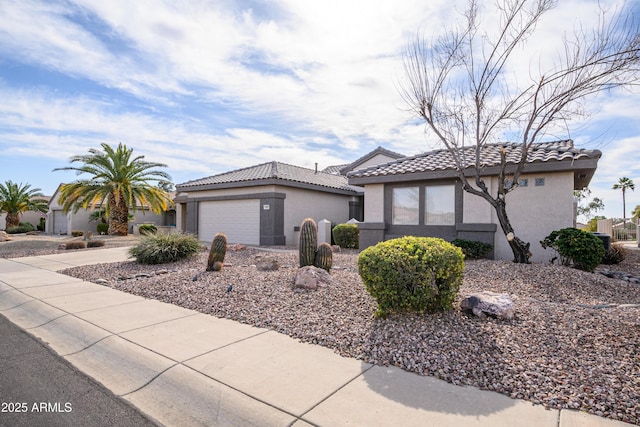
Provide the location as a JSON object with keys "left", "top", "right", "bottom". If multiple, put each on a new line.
{"left": 177, "top": 178, "right": 363, "bottom": 196}
{"left": 348, "top": 157, "right": 600, "bottom": 186}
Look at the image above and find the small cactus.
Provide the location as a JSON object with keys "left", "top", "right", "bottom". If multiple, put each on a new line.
{"left": 314, "top": 242, "right": 333, "bottom": 272}
{"left": 207, "top": 232, "right": 227, "bottom": 271}
{"left": 299, "top": 218, "right": 317, "bottom": 267}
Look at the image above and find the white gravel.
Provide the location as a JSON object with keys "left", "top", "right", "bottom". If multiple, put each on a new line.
{"left": 60, "top": 247, "right": 640, "bottom": 425}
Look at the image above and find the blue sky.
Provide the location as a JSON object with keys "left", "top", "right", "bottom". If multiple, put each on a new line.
{"left": 0, "top": 0, "right": 638, "bottom": 221}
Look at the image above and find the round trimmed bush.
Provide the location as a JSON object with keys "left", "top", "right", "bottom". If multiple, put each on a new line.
{"left": 96, "top": 223, "right": 109, "bottom": 234}
{"left": 129, "top": 233, "right": 201, "bottom": 264}
{"left": 357, "top": 236, "right": 465, "bottom": 317}
{"left": 540, "top": 228, "right": 605, "bottom": 272}
{"left": 332, "top": 223, "right": 359, "bottom": 249}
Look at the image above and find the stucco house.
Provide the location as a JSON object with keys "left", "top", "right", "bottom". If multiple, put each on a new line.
{"left": 46, "top": 184, "right": 176, "bottom": 235}
{"left": 174, "top": 147, "right": 404, "bottom": 245}
{"left": 347, "top": 140, "right": 601, "bottom": 262}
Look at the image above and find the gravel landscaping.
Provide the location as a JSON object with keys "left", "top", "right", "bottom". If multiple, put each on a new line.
{"left": 56, "top": 245, "right": 640, "bottom": 425}
{"left": 0, "top": 234, "right": 141, "bottom": 258}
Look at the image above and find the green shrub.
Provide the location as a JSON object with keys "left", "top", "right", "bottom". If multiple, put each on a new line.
{"left": 65, "top": 241, "right": 86, "bottom": 250}
{"left": 358, "top": 236, "right": 465, "bottom": 318}
{"left": 97, "top": 223, "right": 109, "bottom": 234}
{"left": 602, "top": 243, "right": 626, "bottom": 265}
{"left": 451, "top": 239, "right": 493, "bottom": 259}
{"left": 138, "top": 224, "right": 158, "bottom": 236}
{"left": 540, "top": 228, "right": 605, "bottom": 272}
{"left": 37, "top": 218, "right": 45, "bottom": 231}
{"left": 129, "top": 233, "right": 201, "bottom": 264}
{"left": 87, "top": 240, "right": 106, "bottom": 248}
{"left": 71, "top": 230, "right": 84, "bottom": 237}
{"left": 332, "top": 223, "right": 359, "bottom": 249}
{"left": 6, "top": 222, "right": 35, "bottom": 234}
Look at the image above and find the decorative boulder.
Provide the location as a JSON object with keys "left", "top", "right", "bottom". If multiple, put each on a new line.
{"left": 294, "top": 266, "right": 332, "bottom": 290}
{"left": 460, "top": 291, "right": 515, "bottom": 319}
{"left": 0, "top": 231, "right": 8, "bottom": 242}
{"left": 256, "top": 257, "right": 280, "bottom": 271}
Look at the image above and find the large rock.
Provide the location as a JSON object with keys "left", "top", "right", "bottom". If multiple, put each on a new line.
{"left": 460, "top": 291, "right": 515, "bottom": 319}
{"left": 255, "top": 256, "right": 280, "bottom": 271}
{"left": 294, "top": 266, "right": 332, "bottom": 290}
{"left": 0, "top": 231, "right": 8, "bottom": 242}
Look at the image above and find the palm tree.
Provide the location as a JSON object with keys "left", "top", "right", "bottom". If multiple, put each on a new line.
{"left": 0, "top": 181, "right": 48, "bottom": 230}
{"left": 53, "top": 143, "right": 173, "bottom": 236}
{"left": 612, "top": 177, "right": 635, "bottom": 228}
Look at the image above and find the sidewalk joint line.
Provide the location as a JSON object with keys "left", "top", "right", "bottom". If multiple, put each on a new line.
{"left": 296, "top": 363, "right": 375, "bottom": 423}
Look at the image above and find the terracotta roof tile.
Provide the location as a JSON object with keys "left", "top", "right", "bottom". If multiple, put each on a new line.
{"left": 178, "top": 161, "right": 362, "bottom": 193}
{"left": 347, "top": 141, "right": 601, "bottom": 178}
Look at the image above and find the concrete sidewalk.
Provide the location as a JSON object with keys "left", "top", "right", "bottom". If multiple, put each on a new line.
{"left": 0, "top": 249, "right": 632, "bottom": 426}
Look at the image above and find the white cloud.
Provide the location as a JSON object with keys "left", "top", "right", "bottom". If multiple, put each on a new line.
{"left": 0, "top": 0, "right": 638, "bottom": 206}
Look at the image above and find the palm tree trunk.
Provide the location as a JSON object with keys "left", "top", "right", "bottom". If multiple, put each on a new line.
{"left": 5, "top": 212, "right": 20, "bottom": 229}
{"left": 108, "top": 192, "right": 130, "bottom": 236}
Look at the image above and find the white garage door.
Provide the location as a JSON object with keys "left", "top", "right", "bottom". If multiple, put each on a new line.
{"left": 198, "top": 200, "right": 260, "bottom": 245}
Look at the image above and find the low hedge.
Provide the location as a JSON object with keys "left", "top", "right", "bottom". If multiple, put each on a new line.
{"left": 358, "top": 236, "right": 464, "bottom": 317}
{"left": 540, "top": 228, "right": 605, "bottom": 272}
{"left": 451, "top": 239, "right": 493, "bottom": 259}
{"left": 332, "top": 223, "right": 359, "bottom": 249}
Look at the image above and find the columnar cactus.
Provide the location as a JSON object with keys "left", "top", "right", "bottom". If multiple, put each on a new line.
{"left": 299, "top": 218, "right": 317, "bottom": 267}
{"left": 207, "top": 232, "right": 227, "bottom": 271}
{"left": 314, "top": 242, "right": 333, "bottom": 272}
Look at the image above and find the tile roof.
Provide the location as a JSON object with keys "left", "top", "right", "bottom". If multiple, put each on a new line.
{"left": 347, "top": 141, "right": 601, "bottom": 179}
{"left": 178, "top": 161, "right": 363, "bottom": 194}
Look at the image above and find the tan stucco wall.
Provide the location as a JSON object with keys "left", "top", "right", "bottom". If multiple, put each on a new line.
{"left": 364, "top": 184, "right": 384, "bottom": 222}
{"left": 492, "top": 172, "right": 575, "bottom": 262}
{"left": 175, "top": 184, "right": 354, "bottom": 245}
{"left": 282, "top": 186, "right": 354, "bottom": 245}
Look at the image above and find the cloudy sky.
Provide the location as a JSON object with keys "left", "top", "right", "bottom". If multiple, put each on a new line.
{"left": 0, "top": 0, "right": 638, "bottom": 221}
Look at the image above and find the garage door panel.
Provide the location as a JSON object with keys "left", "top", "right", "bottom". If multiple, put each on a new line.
{"left": 198, "top": 200, "right": 260, "bottom": 245}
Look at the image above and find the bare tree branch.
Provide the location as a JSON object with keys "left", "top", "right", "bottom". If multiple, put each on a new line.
{"left": 400, "top": 0, "right": 640, "bottom": 262}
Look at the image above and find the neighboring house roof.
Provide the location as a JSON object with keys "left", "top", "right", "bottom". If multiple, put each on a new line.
{"left": 324, "top": 146, "right": 406, "bottom": 176}
{"left": 347, "top": 140, "right": 601, "bottom": 189}
{"left": 321, "top": 164, "right": 351, "bottom": 175}
{"left": 177, "top": 161, "right": 363, "bottom": 195}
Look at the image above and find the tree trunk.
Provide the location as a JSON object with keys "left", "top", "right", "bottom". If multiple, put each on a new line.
{"left": 108, "top": 193, "right": 129, "bottom": 236}
{"left": 494, "top": 198, "right": 531, "bottom": 263}
{"left": 5, "top": 212, "right": 20, "bottom": 229}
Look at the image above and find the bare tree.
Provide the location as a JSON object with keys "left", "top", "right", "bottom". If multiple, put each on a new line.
{"left": 401, "top": 0, "right": 640, "bottom": 262}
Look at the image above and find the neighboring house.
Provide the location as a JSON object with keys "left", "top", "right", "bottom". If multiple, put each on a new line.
{"left": 347, "top": 141, "right": 601, "bottom": 262}
{"left": 46, "top": 184, "right": 176, "bottom": 235}
{"left": 0, "top": 196, "right": 50, "bottom": 230}
{"left": 174, "top": 147, "right": 405, "bottom": 246}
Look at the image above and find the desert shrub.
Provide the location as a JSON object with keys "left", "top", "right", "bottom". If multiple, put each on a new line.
{"left": 358, "top": 236, "right": 465, "bottom": 318}
{"left": 601, "top": 243, "right": 627, "bottom": 265}
{"left": 540, "top": 228, "right": 605, "bottom": 272}
{"left": 138, "top": 224, "right": 158, "bottom": 236}
{"left": 71, "top": 230, "right": 84, "bottom": 237}
{"left": 451, "top": 239, "right": 493, "bottom": 259}
{"left": 6, "top": 222, "right": 35, "bottom": 234}
{"left": 37, "top": 218, "right": 45, "bottom": 231}
{"left": 97, "top": 223, "right": 109, "bottom": 234}
{"left": 129, "top": 233, "right": 200, "bottom": 264}
{"left": 87, "top": 240, "right": 105, "bottom": 248}
{"left": 65, "top": 241, "right": 86, "bottom": 250}
{"left": 332, "top": 223, "right": 359, "bottom": 249}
